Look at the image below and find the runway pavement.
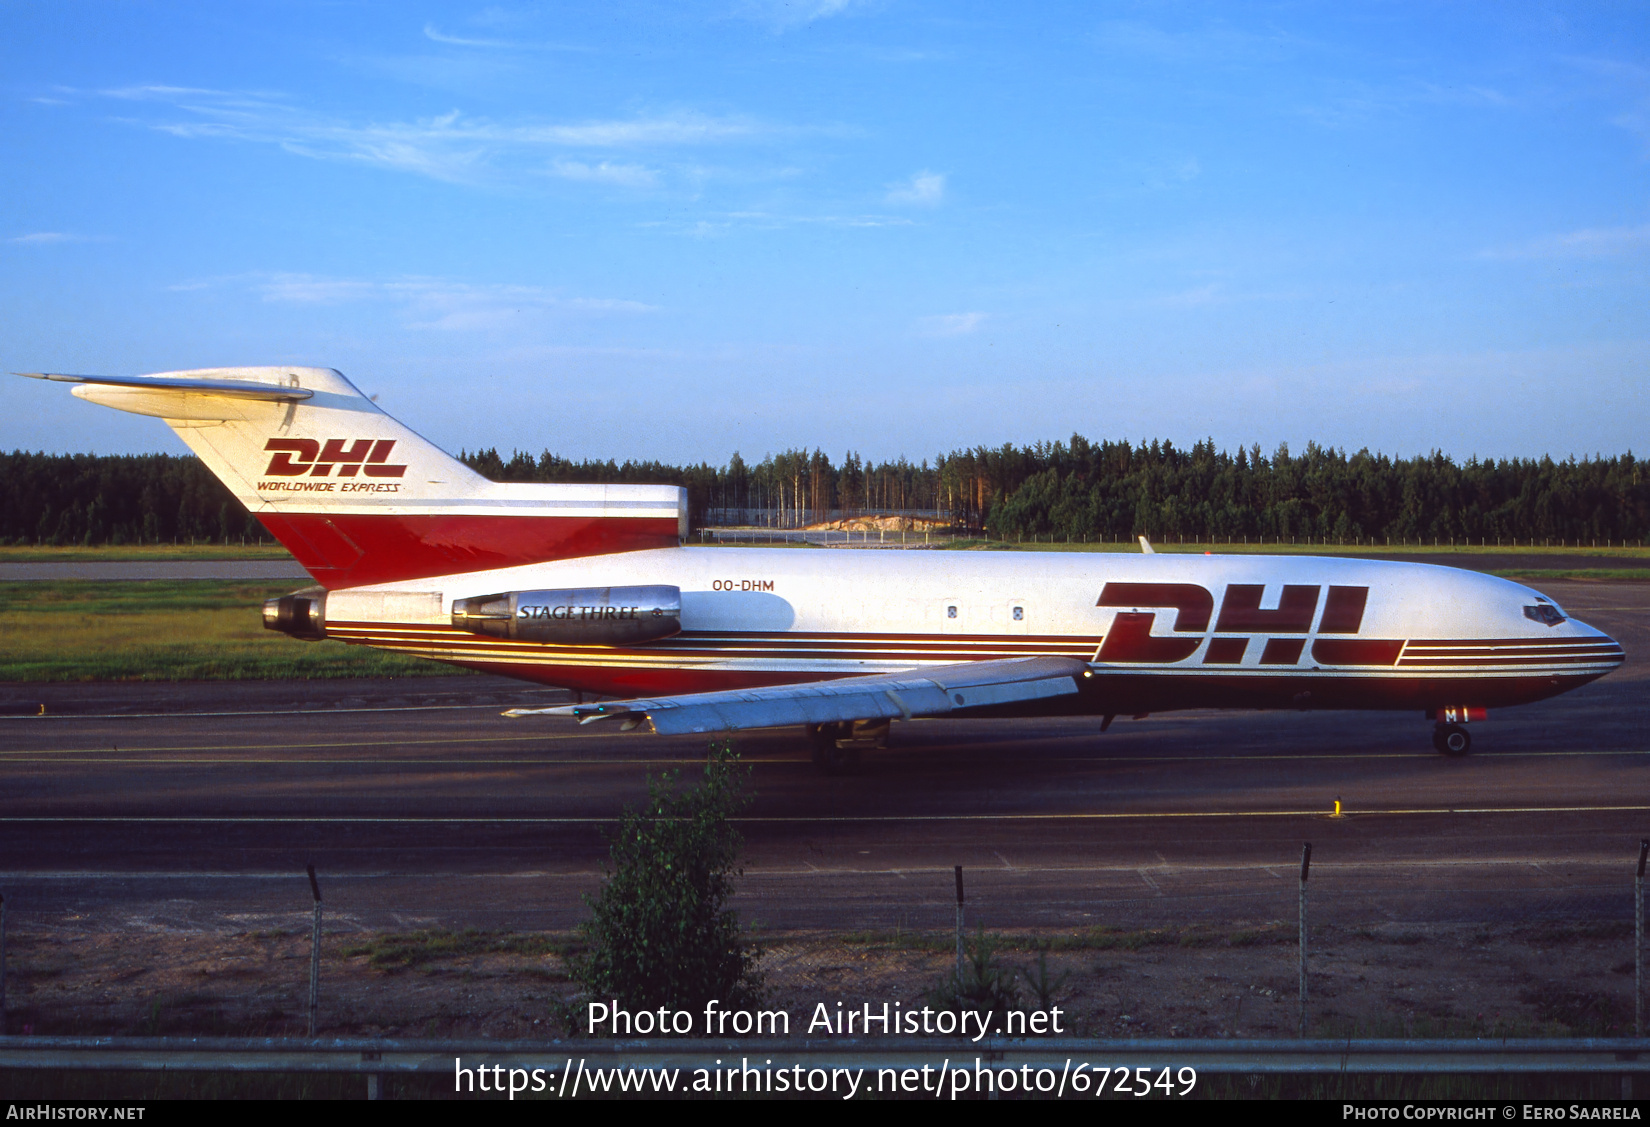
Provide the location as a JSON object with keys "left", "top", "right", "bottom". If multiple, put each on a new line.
{"left": 0, "top": 580, "right": 1642, "bottom": 937}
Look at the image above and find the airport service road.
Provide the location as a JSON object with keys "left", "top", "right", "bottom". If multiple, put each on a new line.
{"left": 0, "top": 581, "right": 1641, "bottom": 937}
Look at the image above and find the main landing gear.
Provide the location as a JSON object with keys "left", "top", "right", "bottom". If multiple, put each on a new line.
{"left": 1429, "top": 707, "right": 1485, "bottom": 757}
{"left": 807, "top": 720, "right": 889, "bottom": 775}
{"left": 1431, "top": 723, "right": 1472, "bottom": 757}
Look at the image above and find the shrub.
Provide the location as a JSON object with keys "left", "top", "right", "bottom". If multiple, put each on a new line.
{"left": 1021, "top": 949, "right": 1070, "bottom": 1010}
{"left": 575, "top": 743, "right": 765, "bottom": 1013}
{"left": 927, "top": 926, "right": 1022, "bottom": 1027}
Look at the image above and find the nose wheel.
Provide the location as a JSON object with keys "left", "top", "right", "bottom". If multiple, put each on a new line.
{"left": 1432, "top": 723, "right": 1472, "bottom": 756}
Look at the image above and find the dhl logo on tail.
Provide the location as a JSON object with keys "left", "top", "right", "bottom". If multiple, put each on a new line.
{"left": 263, "top": 438, "right": 407, "bottom": 478}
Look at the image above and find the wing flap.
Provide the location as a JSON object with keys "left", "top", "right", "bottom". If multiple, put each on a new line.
{"left": 504, "top": 655, "right": 1087, "bottom": 735}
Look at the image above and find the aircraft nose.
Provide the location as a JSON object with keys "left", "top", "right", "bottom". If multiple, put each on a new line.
{"left": 1574, "top": 620, "right": 1626, "bottom": 670}
{"left": 1601, "top": 630, "right": 1625, "bottom": 668}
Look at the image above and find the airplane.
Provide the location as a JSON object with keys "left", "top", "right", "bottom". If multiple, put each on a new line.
{"left": 18, "top": 366, "right": 1625, "bottom": 772}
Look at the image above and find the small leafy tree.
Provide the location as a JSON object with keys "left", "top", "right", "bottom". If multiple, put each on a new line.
{"left": 576, "top": 744, "right": 764, "bottom": 1013}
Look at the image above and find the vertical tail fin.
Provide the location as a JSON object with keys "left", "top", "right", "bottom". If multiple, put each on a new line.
{"left": 20, "top": 367, "right": 686, "bottom": 587}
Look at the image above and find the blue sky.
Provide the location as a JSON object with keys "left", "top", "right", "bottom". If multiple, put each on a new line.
{"left": 2, "top": 2, "right": 1646, "bottom": 465}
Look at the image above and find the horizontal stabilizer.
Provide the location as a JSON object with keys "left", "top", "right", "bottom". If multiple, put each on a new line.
{"left": 504, "top": 655, "right": 1088, "bottom": 734}
{"left": 15, "top": 372, "right": 314, "bottom": 401}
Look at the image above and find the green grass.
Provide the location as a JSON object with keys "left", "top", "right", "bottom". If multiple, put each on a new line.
{"left": 1491, "top": 568, "right": 1650, "bottom": 581}
{"left": 0, "top": 580, "right": 456, "bottom": 682}
{"left": 0, "top": 543, "right": 295, "bottom": 562}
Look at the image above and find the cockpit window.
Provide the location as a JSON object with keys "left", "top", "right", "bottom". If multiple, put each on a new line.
{"left": 1524, "top": 604, "right": 1565, "bottom": 627}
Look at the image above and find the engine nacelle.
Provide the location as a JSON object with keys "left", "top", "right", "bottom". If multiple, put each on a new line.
{"left": 452, "top": 585, "right": 681, "bottom": 645}
{"left": 262, "top": 587, "right": 328, "bottom": 640}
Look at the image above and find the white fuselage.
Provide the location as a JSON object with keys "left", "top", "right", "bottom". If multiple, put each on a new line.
{"left": 310, "top": 547, "right": 1623, "bottom": 715}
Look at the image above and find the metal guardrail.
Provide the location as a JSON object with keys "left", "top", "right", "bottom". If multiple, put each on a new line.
{"left": 0, "top": 1035, "right": 1643, "bottom": 1075}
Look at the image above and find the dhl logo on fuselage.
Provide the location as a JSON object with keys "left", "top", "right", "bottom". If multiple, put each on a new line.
{"left": 1095, "top": 582, "right": 1397, "bottom": 666}
{"left": 262, "top": 439, "right": 407, "bottom": 478}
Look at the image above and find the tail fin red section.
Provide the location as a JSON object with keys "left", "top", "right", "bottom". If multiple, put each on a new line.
{"left": 254, "top": 507, "right": 683, "bottom": 588}
{"left": 23, "top": 367, "right": 686, "bottom": 588}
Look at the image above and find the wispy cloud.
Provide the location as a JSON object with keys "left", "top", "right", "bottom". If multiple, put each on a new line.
{"left": 886, "top": 170, "right": 945, "bottom": 206}
{"left": 532, "top": 115, "right": 763, "bottom": 147}
{"left": 1564, "top": 56, "right": 1650, "bottom": 156}
{"left": 7, "top": 232, "right": 92, "bottom": 245}
{"left": 256, "top": 275, "right": 380, "bottom": 304}
{"left": 735, "top": 0, "right": 870, "bottom": 32}
{"left": 1412, "top": 81, "right": 1515, "bottom": 109}
{"left": 1308, "top": 81, "right": 1519, "bottom": 130}
{"left": 549, "top": 159, "right": 659, "bottom": 188}
{"left": 1480, "top": 223, "right": 1650, "bottom": 259}
{"left": 643, "top": 210, "right": 914, "bottom": 237}
{"left": 86, "top": 86, "right": 776, "bottom": 186}
{"left": 178, "top": 273, "right": 656, "bottom": 331}
{"left": 919, "top": 311, "right": 986, "bottom": 336}
{"left": 422, "top": 23, "right": 587, "bottom": 51}
{"left": 1092, "top": 19, "right": 1308, "bottom": 65}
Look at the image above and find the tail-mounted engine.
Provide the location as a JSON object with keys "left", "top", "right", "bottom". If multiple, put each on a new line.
{"left": 452, "top": 585, "right": 681, "bottom": 646}
{"left": 262, "top": 587, "right": 328, "bottom": 640}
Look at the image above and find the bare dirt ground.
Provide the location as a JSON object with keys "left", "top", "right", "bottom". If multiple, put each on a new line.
{"left": 1, "top": 915, "right": 1635, "bottom": 1042}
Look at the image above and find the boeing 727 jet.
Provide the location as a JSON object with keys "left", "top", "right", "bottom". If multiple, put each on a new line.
{"left": 19, "top": 367, "right": 1624, "bottom": 772}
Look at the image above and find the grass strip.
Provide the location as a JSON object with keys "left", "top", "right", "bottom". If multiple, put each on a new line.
{"left": 0, "top": 544, "right": 295, "bottom": 562}
{"left": 1490, "top": 568, "right": 1650, "bottom": 581}
{"left": 0, "top": 580, "right": 454, "bottom": 682}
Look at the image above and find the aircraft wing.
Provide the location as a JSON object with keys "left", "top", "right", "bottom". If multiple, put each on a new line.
{"left": 503, "top": 655, "right": 1089, "bottom": 735}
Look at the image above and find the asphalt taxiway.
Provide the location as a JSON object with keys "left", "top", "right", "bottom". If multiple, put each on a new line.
{"left": 0, "top": 580, "right": 1643, "bottom": 936}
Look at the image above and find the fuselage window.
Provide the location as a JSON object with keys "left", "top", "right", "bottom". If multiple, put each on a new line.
{"left": 947, "top": 605, "right": 958, "bottom": 619}
{"left": 1012, "top": 607, "right": 1024, "bottom": 621}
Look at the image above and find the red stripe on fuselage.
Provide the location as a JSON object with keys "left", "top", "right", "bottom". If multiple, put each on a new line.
{"left": 257, "top": 513, "right": 679, "bottom": 588}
